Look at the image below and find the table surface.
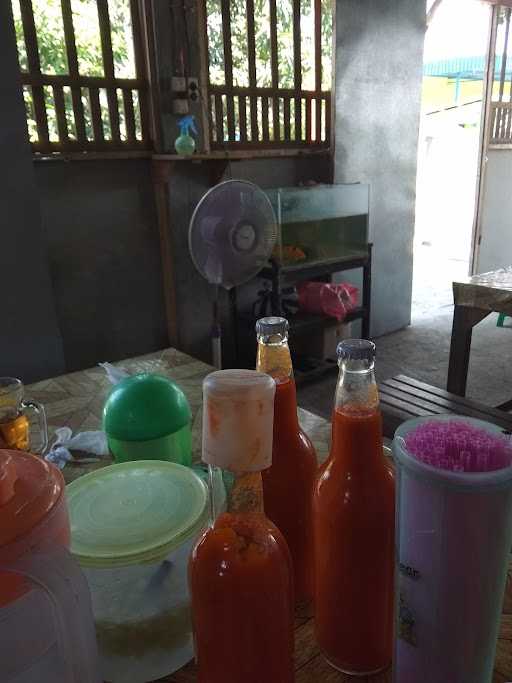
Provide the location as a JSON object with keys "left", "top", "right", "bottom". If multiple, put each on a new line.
{"left": 453, "top": 267, "right": 512, "bottom": 315}
{"left": 26, "top": 348, "right": 512, "bottom": 682}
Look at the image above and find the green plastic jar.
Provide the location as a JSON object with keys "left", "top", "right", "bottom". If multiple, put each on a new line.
{"left": 102, "top": 374, "right": 192, "bottom": 466}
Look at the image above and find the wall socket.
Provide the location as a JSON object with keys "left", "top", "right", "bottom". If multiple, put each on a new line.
{"left": 187, "top": 77, "right": 200, "bottom": 102}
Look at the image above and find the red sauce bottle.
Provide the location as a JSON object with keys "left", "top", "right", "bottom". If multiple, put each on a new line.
{"left": 256, "top": 316, "right": 317, "bottom": 604}
{"left": 313, "top": 340, "right": 395, "bottom": 675}
{"left": 189, "top": 369, "right": 295, "bottom": 683}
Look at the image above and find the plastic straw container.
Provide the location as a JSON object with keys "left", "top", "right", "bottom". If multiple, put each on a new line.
{"left": 393, "top": 415, "right": 512, "bottom": 683}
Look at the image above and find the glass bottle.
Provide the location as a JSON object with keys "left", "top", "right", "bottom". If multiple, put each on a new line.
{"left": 256, "top": 316, "right": 317, "bottom": 603}
{"left": 189, "top": 369, "right": 295, "bottom": 683}
{"left": 313, "top": 340, "right": 395, "bottom": 675}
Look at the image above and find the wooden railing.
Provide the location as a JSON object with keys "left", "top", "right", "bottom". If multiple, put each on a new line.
{"left": 17, "top": 0, "right": 150, "bottom": 155}
{"left": 209, "top": 86, "right": 330, "bottom": 148}
{"left": 490, "top": 102, "right": 512, "bottom": 144}
{"left": 204, "top": 0, "right": 332, "bottom": 151}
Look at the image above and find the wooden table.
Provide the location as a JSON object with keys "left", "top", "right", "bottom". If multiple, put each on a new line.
{"left": 447, "top": 268, "right": 512, "bottom": 401}
{"left": 26, "top": 349, "right": 512, "bottom": 682}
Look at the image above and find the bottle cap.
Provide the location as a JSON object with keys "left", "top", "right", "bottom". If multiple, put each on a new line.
{"left": 256, "top": 316, "right": 289, "bottom": 339}
{"left": 202, "top": 369, "right": 276, "bottom": 471}
{"left": 337, "top": 339, "right": 376, "bottom": 368}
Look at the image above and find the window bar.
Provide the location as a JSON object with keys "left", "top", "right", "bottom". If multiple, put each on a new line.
{"left": 19, "top": 0, "right": 49, "bottom": 146}
{"left": 324, "top": 93, "right": 330, "bottom": 143}
{"left": 239, "top": 95, "right": 248, "bottom": 142}
{"left": 60, "top": 0, "right": 87, "bottom": 144}
{"left": 96, "top": 0, "right": 121, "bottom": 142}
{"left": 89, "top": 87, "right": 104, "bottom": 143}
{"left": 305, "top": 96, "right": 312, "bottom": 142}
{"left": 246, "top": 0, "right": 258, "bottom": 142}
{"left": 123, "top": 88, "right": 136, "bottom": 142}
{"left": 293, "top": 0, "right": 302, "bottom": 141}
{"left": 215, "top": 92, "right": 225, "bottom": 142}
{"left": 269, "top": 0, "right": 280, "bottom": 141}
{"left": 504, "top": 105, "right": 511, "bottom": 141}
{"left": 497, "top": 105, "right": 503, "bottom": 141}
{"left": 129, "top": 0, "right": 150, "bottom": 142}
{"left": 53, "top": 85, "right": 69, "bottom": 144}
{"left": 284, "top": 96, "right": 291, "bottom": 141}
{"left": 490, "top": 104, "right": 497, "bottom": 142}
{"left": 502, "top": 106, "right": 510, "bottom": 141}
{"left": 498, "top": 8, "right": 511, "bottom": 104}
{"left": 220, "top": 0, "right": 235, "bottom": 141}
{"left": 262, "top": 96, "right": 270, "bottom": 142}
{"left": 314, "top": 0, "right": 322, "bottom": 142}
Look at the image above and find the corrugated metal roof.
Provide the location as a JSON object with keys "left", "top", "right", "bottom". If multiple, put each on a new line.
{"left": 423, "top": 55, "right": 512, "bottom": 79}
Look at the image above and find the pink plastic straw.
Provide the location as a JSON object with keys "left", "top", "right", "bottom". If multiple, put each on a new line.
{"left": 405, "top": 421, "right": 512, "bottom": 473}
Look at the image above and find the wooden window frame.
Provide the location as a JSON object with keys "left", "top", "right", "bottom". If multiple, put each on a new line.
{"left": 200, "top": 0, "right": 333, "bottom": 152}
{"left": 15, "top": 0, "right": 152, "bottom": 157}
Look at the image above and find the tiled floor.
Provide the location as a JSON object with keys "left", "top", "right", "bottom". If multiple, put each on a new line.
{"left": 297, "top": 247, "right": 512, "bottom": 420}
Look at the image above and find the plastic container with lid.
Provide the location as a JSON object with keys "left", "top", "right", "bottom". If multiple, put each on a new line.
{"left": 103, "top": 373, "right": 192, "bottom": 465}
{"left": 67, "top": 460, "right": 208, "bottom": 683}
{"left": 0, "top": 449, "right": 100, "bottom": 683}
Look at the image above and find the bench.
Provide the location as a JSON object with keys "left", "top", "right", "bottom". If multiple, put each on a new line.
{"left": 379, "top": 375, "right": 512, "bottom": 440}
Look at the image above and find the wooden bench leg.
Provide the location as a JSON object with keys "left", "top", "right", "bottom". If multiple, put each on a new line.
{"left": 362, "top": 244, "right": 372, "bottom": 339}
{"left": 447, "top": 305, "right": 489, "bottom": 396}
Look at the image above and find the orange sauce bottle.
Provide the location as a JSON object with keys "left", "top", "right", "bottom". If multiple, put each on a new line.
{"left": 189, "top": 369, "right": 295, "bottom": 683}
{"left": 256, "top": 316, "right": 317, "bottom": 604}
{"left": 313, "top": 340, "right": 395, "bottom": 675}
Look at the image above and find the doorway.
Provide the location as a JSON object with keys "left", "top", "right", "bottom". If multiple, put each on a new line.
{"left": 413, "top": 0, "right": 491, "bottom": 322}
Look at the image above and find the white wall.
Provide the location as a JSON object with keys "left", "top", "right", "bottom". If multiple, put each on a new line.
{"left": 477, "top": 149, "right": 512, "bottom": 273}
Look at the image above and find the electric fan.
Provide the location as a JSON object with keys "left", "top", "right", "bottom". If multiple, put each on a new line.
{"left": 188, "top": 180, "right": 277, "bottom": 368}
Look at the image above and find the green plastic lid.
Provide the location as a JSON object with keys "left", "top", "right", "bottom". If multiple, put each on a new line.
{"left": 102, "top": 373, "right": 192, "bottom": 441}
{"left": 67, "top": 460, "right": 207, "bottom": 568}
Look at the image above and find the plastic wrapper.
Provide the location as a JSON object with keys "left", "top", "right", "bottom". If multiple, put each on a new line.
{"left": 297, "top": 281, "right": 359, "bottom": 321}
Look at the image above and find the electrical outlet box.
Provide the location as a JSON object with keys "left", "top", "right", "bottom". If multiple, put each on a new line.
{"left": 171, "top": 76, "right": 187, "bottom": 93}
{"left": 187, "top": 77, "right": 200, "bottom": 102}
{"left": 172, "top": 99, "right": 190, "bottom": 115}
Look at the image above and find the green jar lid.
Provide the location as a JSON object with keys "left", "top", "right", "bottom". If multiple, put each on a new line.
{"left": 67, "top": 461, "right": 207, "bottom": 568}
{"left": 102, "top": 373, "right": 192, "bottom": 441}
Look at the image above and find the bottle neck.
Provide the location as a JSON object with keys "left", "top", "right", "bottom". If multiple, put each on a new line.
{"left": 334, "top": 362, "right": 379, "bottom": 417}
{"left": 257, "top": 336, "right": 300, "bottom": 431}
{"left": 331, "top": 361, "right": 382, "bottom": 466}
{"left": 208, "top": 467, "right": 264, "bottom": 522}
{"left": 256, "top": 338, "right": 293, "bottom": 384}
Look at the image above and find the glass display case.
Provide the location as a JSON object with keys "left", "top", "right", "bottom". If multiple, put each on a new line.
{"left": 266, "top": 184, "right": 369, "bottom": 268}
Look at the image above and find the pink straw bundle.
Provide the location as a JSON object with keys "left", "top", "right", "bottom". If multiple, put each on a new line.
{"left": 405, "top": 420, "right": 512, "bottom": 473}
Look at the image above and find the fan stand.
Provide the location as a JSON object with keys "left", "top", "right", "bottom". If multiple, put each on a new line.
{"left": 211, "top": 284, "right": 222, "bottom": 369}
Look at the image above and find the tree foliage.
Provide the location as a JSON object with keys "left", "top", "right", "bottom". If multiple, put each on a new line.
{"left": 206, "top": 0, "right": 333, "bottom": 90}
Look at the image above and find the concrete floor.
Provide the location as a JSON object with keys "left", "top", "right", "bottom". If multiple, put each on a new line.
{"left": 297, "top": 246, "right": 512, "bottom": 420}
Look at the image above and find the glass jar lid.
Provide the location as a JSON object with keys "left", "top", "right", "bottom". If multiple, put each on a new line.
{"left": 67, "top": 461, "right": 207, "bottom": 568}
